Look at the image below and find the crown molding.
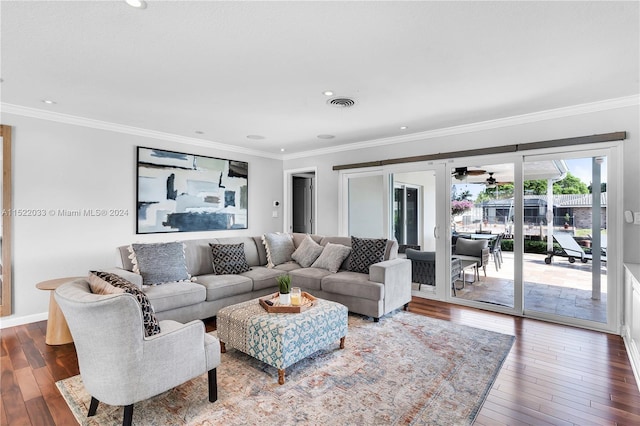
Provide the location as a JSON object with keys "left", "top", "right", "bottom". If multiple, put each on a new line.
{"left": 283, "top": 94, "right": 639, "bottom": 160}
{"left": 2, "top": 94, "right": 637, "bottom": 162}
{"left": 0, "top": 103, "right": 282, "bottom": 160}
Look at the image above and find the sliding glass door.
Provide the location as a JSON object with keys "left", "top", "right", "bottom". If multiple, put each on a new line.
{"left": 338, "top": 144, "right": 619, "bottom": 332}
{"left": 450, "top": 162, "right": 516, "bottom": 309}
{"left": 523, "top": 151, "right": 611, "bottom": 326}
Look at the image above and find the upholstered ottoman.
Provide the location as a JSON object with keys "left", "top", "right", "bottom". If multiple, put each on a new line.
{"left": 217, "top": 297, "right": 348, "bottom": 384}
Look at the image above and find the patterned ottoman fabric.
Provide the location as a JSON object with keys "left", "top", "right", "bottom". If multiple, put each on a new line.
{"left": 217, "top": 297, "right": 348, "bottom": 382}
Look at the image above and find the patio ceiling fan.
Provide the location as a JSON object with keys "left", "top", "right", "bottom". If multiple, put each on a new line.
{"left": 485, "top": 172, "right": 512, "bottom": 187}
{"left": 452, "top": 167, "right": 486, "bottom": 181}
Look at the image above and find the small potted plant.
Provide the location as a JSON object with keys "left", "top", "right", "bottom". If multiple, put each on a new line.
{"left": 277, "top": 275, "right": 291, "bottom": 305}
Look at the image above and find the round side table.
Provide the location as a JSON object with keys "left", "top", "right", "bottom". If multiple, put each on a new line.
{"left": 36, "top": 277, "right": 82, "bottom": 345}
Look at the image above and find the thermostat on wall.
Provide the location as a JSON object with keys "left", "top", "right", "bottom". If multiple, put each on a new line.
{"left": 624, "top": 210, "right": 640, "bottom": 224}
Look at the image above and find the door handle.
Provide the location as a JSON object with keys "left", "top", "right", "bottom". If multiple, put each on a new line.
{"left": 433, "top": 226, "right": 439, "bottom": 239}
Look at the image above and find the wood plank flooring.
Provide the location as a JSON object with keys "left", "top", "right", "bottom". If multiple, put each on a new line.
{"left": 1, "top": 297, "right": 639, "bottom": 425}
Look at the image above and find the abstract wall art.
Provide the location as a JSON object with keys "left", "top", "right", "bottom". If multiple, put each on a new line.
{"left": 136, "top": 147, "right": 248, "bottom": 234}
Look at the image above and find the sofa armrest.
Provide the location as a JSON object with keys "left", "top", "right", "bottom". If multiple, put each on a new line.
{"left": 103, "top": 267, "right": 143, "bottom": 288}
{"left": 369, "top": 258, "right": 412, "bottom": 315}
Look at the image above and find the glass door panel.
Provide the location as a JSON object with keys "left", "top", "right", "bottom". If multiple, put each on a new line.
{"left": 523, "top": 154, "right": 608, "bottom": 323}
{"left": 392, "top": 170, "right": 439, "bottom": 296}
{"left": 346, "top": 173, "right": 386, "bottom": 238}
{"left": 451, "top": 163, "right": 515, "bottom": 308}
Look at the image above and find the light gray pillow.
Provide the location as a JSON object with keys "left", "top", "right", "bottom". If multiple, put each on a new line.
{"left": 129, "top": 242, "right": 191, "bottom": 285}
{"left": 311, "top": 242, "right": 351, "bottom": 273}
{"left": 291, "top": 234, "right": 324, "bottom": 268}
{"left": 262, "top": 232, "right": 295, "bottom": 268}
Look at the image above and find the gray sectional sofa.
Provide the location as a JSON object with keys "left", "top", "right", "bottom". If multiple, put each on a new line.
{"left": 112, "top": 233, "right": 412, "bottom": 323}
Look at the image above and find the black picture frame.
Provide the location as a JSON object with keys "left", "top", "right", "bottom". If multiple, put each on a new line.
{"left": 136, "top": 146, "right": 248, "bottom": 234}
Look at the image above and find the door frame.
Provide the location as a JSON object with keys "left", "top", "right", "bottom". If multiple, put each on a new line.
{"left": 284, "top": 167, "right": 318, "bottom": 234}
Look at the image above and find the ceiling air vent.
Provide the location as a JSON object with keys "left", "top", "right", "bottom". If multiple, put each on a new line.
{"left": 327, "top": 97, "right": 356, "bottom": 108}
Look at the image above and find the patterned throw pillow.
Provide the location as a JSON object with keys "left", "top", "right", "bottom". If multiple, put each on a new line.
{"left": 209, "top": 243, "right": 251, "bottom": 275}
{"left": 128, "top": 242, "right": 191, "bottom": 285}
{"left": 291, "top": 234, "right": 324, "bottom": 268}
{"left": 311, "top": 242, "right": 351, "bottom": 273}
{"left": 88, "top": 271, "right": 161, "bottom": 337}
{"left": 262, "top": 232, "right": 295, "bottom": 268}
{"left": 348, "top": 236, "right": 388, "bottom": 274}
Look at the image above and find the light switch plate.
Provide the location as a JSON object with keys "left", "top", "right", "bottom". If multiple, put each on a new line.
{"left": 635, "top": 212, "right": 640, "bottom": 225}
{"left": 272, "top": 210, "right": 278, "bottom": 218}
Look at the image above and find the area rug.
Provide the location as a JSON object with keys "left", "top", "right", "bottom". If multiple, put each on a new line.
{"left": 56, "top": 310, "right": 514, "bottom": 425}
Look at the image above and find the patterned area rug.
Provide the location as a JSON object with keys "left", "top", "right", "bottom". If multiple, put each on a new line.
{"left": 56, "top": 310, "right": 514, "bottom": 425}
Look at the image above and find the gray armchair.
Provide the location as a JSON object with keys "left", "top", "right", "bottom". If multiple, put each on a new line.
{"left": 452, "top": 237, "right": 491, "bottom": 278}
{"left": 55, "top": 279, "right": 220, "bottom": 426}
{"left": 405, "top": 249, "right": 462, "bottom": 292}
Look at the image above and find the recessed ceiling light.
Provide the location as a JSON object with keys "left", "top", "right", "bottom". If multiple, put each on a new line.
{"left": 317, "top": 134, "right": 335, "bottom": 139}
{"left": 280, "top": 148, "right": 285, "bottom": 152}
{"left": 125, "top": 0, "right": 147, "bottom": 8}
{"left": 323, "top": 91, "right": 334, "bottom": 96}
{"left": 41, "top": 99, "right": 57, "bottom": 105}
{"left": 246, "top": 135, "right": 265, "bottom": 140}
{"left": 400, "top": 126, "right": 408, "bottom": 130}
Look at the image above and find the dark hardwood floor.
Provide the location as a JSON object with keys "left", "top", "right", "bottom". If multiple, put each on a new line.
{"left": 2, "top": 297, "right": 639, "bottom": 425}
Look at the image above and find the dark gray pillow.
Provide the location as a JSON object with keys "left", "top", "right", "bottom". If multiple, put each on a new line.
{"left": 210, "top": 243, "right": 251, "bottom": 275}
{"left": 291, "top": 234, "right": 324, "bottom": 268}
{"left": 129, "top": 242, "right": 190, "bottom": 285}
{"left": 89, "top": 271, "right": 161, "bottom": 337}
{"left": 348, "top": 236, "right": 388, "bottom": 274}
{"left": 262, "top": 232, "right": 295, "bottom": 268}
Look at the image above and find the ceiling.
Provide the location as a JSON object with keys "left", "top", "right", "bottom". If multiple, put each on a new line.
{"left": 1, "top": 1, "right": 638, "bottom": 157}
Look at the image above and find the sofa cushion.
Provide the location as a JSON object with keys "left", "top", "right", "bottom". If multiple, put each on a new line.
{"left": 274, "top": 263, "right": 303, "bottom": 272}
{"left": 240, "top": 266, "right": 285, "bottom": 291}
{"left": 311, "top": 242, "right": 351, "bottom": 273}
{"left": 291, "top": 234, "right": 324, "bottom": 267}
{"left": 262, "top": 232, "right": 295, "bottom": 268}
{"left": 291, "top": 232, "right": 323, "bottom": 248}
{"left": 348, "top": 236, "right": 387, "bottom": 274}
{"left": 129, "top": 242, "right": 191, "bottom": 285}
{"left": 321, "top": 271, "right": 384, "bottom": 301}
{"left": 252, "top": 236, "right": 268, "bottom": 266}
{"left": 142, "top": 281, "right": 206, "bottom": 313}
{"left": 89, "top": 271, "right": 161, "bottom": 336}
{"left": 210, "top": 243, "right": 251, "bottom": 275}
{"left": 216, "top": 236, "right": 262, "bottom": 267}
{"left": 195, "top": 274, "right": 253, "bottom": 301}
{"left": 288, "top": 267, "right": 331, "bottom": 291}
{"left": 182, "top": 239, "right": 218, "bottom": 276}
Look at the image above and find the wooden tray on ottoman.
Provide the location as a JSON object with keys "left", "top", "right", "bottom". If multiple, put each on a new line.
{"left": 259, "top": 292, "right": 317, "bottom": 313}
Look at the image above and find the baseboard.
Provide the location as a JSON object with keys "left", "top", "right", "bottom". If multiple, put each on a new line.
{"left": 0, "top": 312, "right": 48, "bottom": 329}
{"left": 621, "top": 325, "right": 640, "bottom": 392}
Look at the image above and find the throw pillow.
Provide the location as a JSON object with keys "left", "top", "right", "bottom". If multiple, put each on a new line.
{"left": 209, "top": 243, "right": 251, "bottom": 275}
{"left": 128, "top": 242, "right": 190, "bottom": 285}
{"left": 311, "top": 242, "right": 351, "bottom": 273}
{"left": 348, "top": 236, "right": 388, "bottom": 274}
{"left": 262, "top": 232, "right": 295, "bottom": 268}
{"left": 291, "top": 234, "right": 324, "bottom": 268}
{"left": 89, "top": 271, "right": 161, "bottom": 337}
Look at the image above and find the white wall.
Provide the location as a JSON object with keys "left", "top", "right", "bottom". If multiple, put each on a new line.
{"left": 284, "top": 105, "right": 640, "bottom": 265}
{"left": 2, "top": 114, "right": 283, "bottom": 324}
